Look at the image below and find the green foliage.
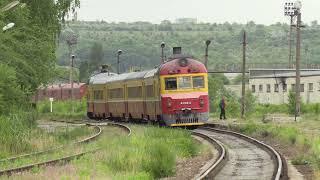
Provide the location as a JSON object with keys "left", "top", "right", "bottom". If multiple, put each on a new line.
{"left": 288, "top": 90, "right": 296, "bottom": 115}
{"left": 0, "top": 64, "right": 25, "bottom": 114}
{"left": 0, "top": 0, "right": 86, "bottom": 162}
{"left": 244, "top": 91, "right": 256, "bottom": 115}
{"left": 56, "top": 21, "right": 320, "bottom": 74}
{"left": 0, "top": 111, "right": 36, "bottom": 158}
{"left": 37, "top": 100, "right": 87, "bottom": 119}
{"left": 71, "top": 126, "right": 201, "bottom": 179}
{"left": 232, "top": 74, "right": 249, "bottom": 85}
{"left": 53, "top": 126, "right": 92, "bottom": 143}
{"left": 208, "top": 74, "right": 229, "bottom": 111}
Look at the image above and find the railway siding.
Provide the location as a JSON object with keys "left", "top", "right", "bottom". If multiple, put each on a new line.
{"left": 0, "top": 122, "right": 131, "bottom": 177}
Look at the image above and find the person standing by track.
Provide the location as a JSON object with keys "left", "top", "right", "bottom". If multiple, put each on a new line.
{"left": 219, "top": 96, "right": 227, "bottom": 120}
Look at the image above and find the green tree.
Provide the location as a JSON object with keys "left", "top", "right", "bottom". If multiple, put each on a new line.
{"left": 0, "top": 64, "right": 25, "bottom": 114}
{"left": 89, "top": 42, "right": 104, "bottom": 72}
{"left": 287, "top": 90, "right": 304, "bottom": 115}
{"left": 79, "top": 61, "right": 90, "bottom": 82}
{"left": 0, "top": 0, "right": 80, "bottom": 109}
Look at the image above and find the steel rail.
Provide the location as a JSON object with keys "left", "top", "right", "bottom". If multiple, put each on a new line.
{"left": 191, "top": 131, "right": 227, "bottom": 180}
{"left": 0, "top": 122, "right": 132, "bottom": 177}
{"left": 201, "top": 125, "right": 287, "bottom": 180}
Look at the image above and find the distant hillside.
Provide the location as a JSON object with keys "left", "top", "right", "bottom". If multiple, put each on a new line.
{"left": 56, "top": 21, "right": 320, "bottom": 76}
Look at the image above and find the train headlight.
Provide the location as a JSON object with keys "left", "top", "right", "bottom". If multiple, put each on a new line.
{"left": 200, "top": 98, "right": 204, "bottom": 107}
{"left": 179, "top": 58, "right": 188, "bottom": 67}
{"left": 167, "top": 98, "right": 172, "bottom": 108}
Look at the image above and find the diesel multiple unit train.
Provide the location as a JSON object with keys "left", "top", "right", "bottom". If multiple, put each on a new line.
{"left": 87, "top": 51, "right": 209, "bottom": 126}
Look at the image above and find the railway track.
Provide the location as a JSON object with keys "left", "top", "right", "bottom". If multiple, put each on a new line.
{"left": 0, "top": 122, "right": 131, "bottom": 177}
{"left": 192, "top": 125, "right": 288, "bottom": 180}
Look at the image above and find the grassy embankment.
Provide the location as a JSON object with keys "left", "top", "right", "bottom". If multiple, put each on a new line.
{"left": 10, "top": 126, "right": 206, "bottom": 179}
{"left": 0, "top": 111, "right": 94, "bottom": 160}
{"left": 211, "top": 103, "right": 320, "bottom": 178}
{"left": 37, "top": 100, "right": 87, "bottom": 120}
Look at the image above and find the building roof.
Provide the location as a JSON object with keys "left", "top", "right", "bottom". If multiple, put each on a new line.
{"left": 39, "top": 83, "right": 86, "bottom": 90}
{"left": 249, "top": 69, "right": 320, "bottom": 79}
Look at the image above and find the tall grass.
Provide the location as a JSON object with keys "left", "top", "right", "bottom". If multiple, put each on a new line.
{"left": 37, "top": 100, "right": 86, "bottom": 119}
{"left": 0, "top": 111, "right": 36, "bottom": 158}
{"left": 70, "top": 126, "right": 201, "bottom": 179}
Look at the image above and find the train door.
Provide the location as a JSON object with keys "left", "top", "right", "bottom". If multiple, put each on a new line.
{"left": 124, "top": 83, "right": 128, "bottom": 120}
{"left": 142, "top": 81, "right": 147, "bottom": 119}
{"left": 104, "top": 86, "right": 108, "bottom": 118}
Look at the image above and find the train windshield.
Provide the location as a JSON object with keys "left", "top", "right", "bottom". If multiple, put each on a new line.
{"left": 165, "top": 78, "right": 177, "bottom": 90}
{"left": 165, "top": 76, "right": 205, "bottom": 90}
{"left": 193, "top": 76, "right": 205, "bottom": 88}
{"left": 178, "top": 76, "right": 192, "bottom": 89}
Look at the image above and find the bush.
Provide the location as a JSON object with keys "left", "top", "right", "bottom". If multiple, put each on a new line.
{"left": 0, "top": 64, "right": 26, "bottom": 115}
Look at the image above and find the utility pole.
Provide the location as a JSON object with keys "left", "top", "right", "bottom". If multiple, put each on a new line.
{"left": 241, "top": 31, "right": 247, "bottom": 119}
{"left": 295, "top": 9, "right": 302, "bottom": 117}
{"left": 204, "top": 40, "right": 211, "bottom": 68}
{"left": 305, "top": 45, "right": 309, "bottom": 68}
{"left": 117, "top": 50, "right": 122, "bottom": 74}
{"left": 288, "top": 16, "right": 294, "bottom": 68}
{"left": 161, "top": 42, "right": 165, "bottom": 63}
{"left": 285, "top": 0, "right": 303, "bottom": 119}
{"left": 65, "top": 28, "right": 77, "bottom": 113}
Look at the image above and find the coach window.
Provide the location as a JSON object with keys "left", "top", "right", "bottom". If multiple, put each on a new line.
{"left": 165, "top": 78, "right": 177, "bottom": 90}
{"left": 178, "top": 76, "right": 192, "bottom": 89}
{"left": 146, "top": 85, "right": 154, "bottom": 97}
{"left": 193, "top": 76, "right": 204, "bottom": 88}
{"left": 128, "top": 86, "right": 142, "bottom": 98}
{"left": 94, "top": 90, "right": 103, "bottom": 100}
{"left": 109, "top": 88, "right": 124, "bottom": 99}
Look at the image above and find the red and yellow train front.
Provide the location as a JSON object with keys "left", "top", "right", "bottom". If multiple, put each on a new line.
{"left": 160, "top": 57, "right": 209, "bottom": 126}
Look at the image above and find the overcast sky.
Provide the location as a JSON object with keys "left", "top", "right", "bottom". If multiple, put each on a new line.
{"left": 77, "top": 0, "right": 319, "bottom": 24}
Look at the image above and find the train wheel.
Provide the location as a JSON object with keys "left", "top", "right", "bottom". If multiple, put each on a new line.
{"left": 87, "top": 112, "right": 94, "bottom": 119}
{"left": 128, "top": 114, "right": 133, "bottom": 123}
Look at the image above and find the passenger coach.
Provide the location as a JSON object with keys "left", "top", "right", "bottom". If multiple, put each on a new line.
{"left": 87, "top": 50, "right": 209, "bottom": 126}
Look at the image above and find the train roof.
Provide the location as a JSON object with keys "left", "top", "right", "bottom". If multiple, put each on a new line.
{"left": 89, "top": 72, "right": 118, "bottom": 84}
{"left": 89, "top": 68, "right": 159, "bottom": 85}
{"left": 160, "top": 57, "right": 207, "bottom": 75}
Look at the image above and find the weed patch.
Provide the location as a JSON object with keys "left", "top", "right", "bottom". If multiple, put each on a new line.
{"left": 51, "top": 126, "right": 202, "bottom": 179}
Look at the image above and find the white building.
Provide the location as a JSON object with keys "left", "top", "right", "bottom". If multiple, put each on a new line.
{"left": 175, "top": 18, "right": 197, "bottom": 24}
{"left": 249, "top": 69, "right": 320, "bottom": 104}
